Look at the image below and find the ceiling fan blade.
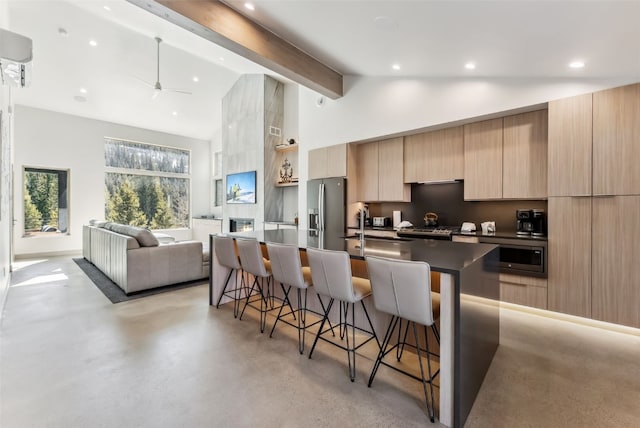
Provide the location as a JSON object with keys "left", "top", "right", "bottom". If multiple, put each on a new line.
{"left": 129, "top": 75, "right": 155, "bottom": 89}
{"left": 151, "top": 89, "right": 161, "bottom": 100}
{"left": 164, "top": 88, "right": 192, "bottom": 95}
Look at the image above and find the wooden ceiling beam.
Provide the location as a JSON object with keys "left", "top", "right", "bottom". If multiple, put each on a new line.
{"left": 128, "top": 0, "right": 343, "bottom": 99}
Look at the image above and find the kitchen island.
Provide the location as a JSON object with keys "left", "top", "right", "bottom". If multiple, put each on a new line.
{"left": 209, "top": 229, "right": 499, "bottom": 428}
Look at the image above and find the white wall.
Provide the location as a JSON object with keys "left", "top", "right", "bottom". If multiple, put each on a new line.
{"left": 12, "top": 106, "right": 211, "bottom": 256}
{"left": 295, "top": 75, "right": 639, "bottom": 229}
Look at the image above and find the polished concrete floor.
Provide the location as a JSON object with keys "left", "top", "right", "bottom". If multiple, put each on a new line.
{"left": 1, "top": 256, "right": 639, "bottom": 428}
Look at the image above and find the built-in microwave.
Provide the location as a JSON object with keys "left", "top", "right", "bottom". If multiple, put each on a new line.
{"left": 477, "top": 236, "right": 547, "bottom": 278}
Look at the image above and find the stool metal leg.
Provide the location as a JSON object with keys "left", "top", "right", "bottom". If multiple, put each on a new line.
{"left": 368, "top": 315, "right": 399, "bottom": 387}
{"left": 414, "top": 322, "right": 436, "bottom": 423}
{"left": 308, "top": 298, "right": 335, "bottom": 359}
{"left": 396, "top": 318, "right": 410, "bottom": 361}
{"left": 344, "top": 302, "right": 356, "bottom": 381}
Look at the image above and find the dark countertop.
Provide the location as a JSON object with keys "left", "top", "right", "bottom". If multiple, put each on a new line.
{"left": 228, "top": 229, "right": 498, "bottom": 276}
{"left": 454, "top": 231, "right": 548, "bottom": 242}
{"left": 347, "top": 226, "right": 396, "bottom": 231}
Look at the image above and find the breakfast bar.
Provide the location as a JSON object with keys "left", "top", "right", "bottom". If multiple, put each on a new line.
{"left": 209, "top": 229, "right": 500, "bottom": 428}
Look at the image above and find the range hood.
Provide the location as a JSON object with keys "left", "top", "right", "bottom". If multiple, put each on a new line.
{"left": 0, "top": 28, "right": 33, "bottom": 88}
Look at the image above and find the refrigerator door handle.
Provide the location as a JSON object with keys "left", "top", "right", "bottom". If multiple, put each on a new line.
{"left": 319, "top": 183, "right": 325, "bottom": 231}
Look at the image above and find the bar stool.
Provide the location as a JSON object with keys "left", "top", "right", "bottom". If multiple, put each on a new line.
{"left": 236, "top": 238, "right": 273, "bottom": 333}
{"left": 267, "top": 242, "right": 325, "bottom": 354}
{"left": 213, "top": 235, "right": 245, "bottom": 318}
{"left": 365, "top": 255, "right": 441, "bottom": 423}
{"left": 306, "top": 247, "right": 379, "bottom": 382}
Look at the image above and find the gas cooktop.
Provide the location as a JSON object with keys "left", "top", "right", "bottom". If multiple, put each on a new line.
{"left": 397, "top": 226, "right": 460, "bottom": 239}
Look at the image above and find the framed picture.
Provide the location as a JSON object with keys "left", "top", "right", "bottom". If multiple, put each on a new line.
{"left": 226, "top": 170, "right": 256, "bottom": 204}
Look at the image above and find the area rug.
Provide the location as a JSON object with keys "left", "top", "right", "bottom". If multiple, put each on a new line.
{"left": 73, "top": 258, "right": 206, "bottom": 304}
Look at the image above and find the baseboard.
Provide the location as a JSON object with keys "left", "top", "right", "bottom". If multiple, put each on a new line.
{"left": 14, "top": 250, "right": 83, "bottom": 260}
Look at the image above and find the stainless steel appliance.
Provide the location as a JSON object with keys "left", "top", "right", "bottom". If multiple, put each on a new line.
{"left": 396, "top": 226, "right": 460, "bottom": 240}
{"left": 531, "top": 209, "right": 546, "bottom": 237}
{"left": 307, "top": 177, "right": 346, "bottom": 233}
{"left": 478, "top": 236, "right": 547, "bottom": 277}
{"left": 516, "top": 209, "right": 534, "bottom": 235}
{"left": 372, "top": 217, "right": 390, "bottom": 227}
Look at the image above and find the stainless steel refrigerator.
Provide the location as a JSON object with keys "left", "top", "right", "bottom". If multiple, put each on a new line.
{"left": 307, "top": 177, "right": 346, "bottom": 234}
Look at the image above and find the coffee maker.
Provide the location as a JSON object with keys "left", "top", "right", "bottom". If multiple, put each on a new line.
{"left": 531, "top": 209, "right": 546, "bottom": 237}
{"left": 516, "top": 209, "right": 534, "bottom": 235}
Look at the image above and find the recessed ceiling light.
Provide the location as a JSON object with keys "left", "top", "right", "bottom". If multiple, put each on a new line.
{"left": 392, "top": 64, "right": 401, "bottom": 71}
{"left": 172, "top": 111, "right": 178, "bottom": 116}
{"left": 244, "top": 3, "right": 255, "bottom": 11}
{"left": 569, "top": 61, "right": 585, "bottom": 69}
{"left": 79, "top": 88, "right": 87, "bottom": 94}
{"left": 219, "top": 57, "right": 225, "bottom": 62}
{"left": 58, "top": 28, "right": 68, "bottom": 37}
{"left": 103, "top": 5, "right": 111, "bottom": 11}
{"left": 192, "top": 76, "right": 199, "bottom": 83}
{"left": 89, "top": 40, "right": 98, "bottom": 47}
{"left": 465, "top": 62, "right": 476, "bottom": 70}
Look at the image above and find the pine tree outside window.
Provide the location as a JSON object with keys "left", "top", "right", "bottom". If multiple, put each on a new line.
{"left": 23, "top": 167, "right": 69, "bottom": 236}
{"left": 104, "top": 138, "right": 190, "bottom": 229}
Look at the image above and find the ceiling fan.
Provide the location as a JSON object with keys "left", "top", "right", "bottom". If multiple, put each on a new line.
{"left": 135, "top": 37, "right": 191, "bottom": 100}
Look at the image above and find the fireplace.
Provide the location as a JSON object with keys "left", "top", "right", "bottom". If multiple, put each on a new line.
{"left": 229, "top": 218, "right": 254, "bottom": 233}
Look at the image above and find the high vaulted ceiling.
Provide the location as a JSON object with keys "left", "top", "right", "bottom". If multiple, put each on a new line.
{"left": 6, "top": 0, "right": 640, "bottom": 140}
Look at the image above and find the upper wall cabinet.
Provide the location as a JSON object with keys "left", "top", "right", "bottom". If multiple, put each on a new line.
{"left": 308, "top": 144, "right": 348, "bottom": 179}
{"left": 548, "top": 94, "right": 593, "bottom": 197}
{"left": 503, "top": 110, "right": 548, "bottom": 199}
{"left": 463, "top": 118, "right": 503, "bottom": 200}
{"left": 404, "top": 126, "right": 464, "bottom": 183}
{"left": 593, "top": 83, "right": 640, "bottom": 196}
{"left": 356, "top": 137, "right": 410, "bottom": 202}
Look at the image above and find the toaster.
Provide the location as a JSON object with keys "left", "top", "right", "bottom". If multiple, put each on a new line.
{"left": 372, "top": 217, "right": 390, "bottom": 227}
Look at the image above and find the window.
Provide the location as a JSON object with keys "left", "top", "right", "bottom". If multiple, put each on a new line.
{"left": 23, "top": 167, "right": 69, "bottom": 236}
{"left": 104, "top": 138, "right": 190, "bottom": 229}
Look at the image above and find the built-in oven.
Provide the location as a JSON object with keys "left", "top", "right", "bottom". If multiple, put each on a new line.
{"left": 477, "top": 236, "right": 547, "bottom": 278}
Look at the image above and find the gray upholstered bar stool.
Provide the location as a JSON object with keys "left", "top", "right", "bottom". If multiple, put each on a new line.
{"left": 306, "top": 247, "right": 379, "bottom": 382}
{"left": 236, "top": 238, "right": 273, "bottom": 333}
{"left": 267, "top": 242, "right": 324, "bottom": 354}
{"left": 365, "top": 255, "right": 441, "bottom": 423}
{"left": 213, "top": 235, "right": 245, "bottom": 318}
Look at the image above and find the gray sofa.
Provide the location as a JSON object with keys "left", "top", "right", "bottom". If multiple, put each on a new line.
{"left": 83, "top": 222, "right": 209, "bottom": 294}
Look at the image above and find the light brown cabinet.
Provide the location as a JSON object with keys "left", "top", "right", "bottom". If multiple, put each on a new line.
{"left": 356, "top": 138, "right": 410, "bottom": 202}
{"left": 547, "top": 197, "right": 592, "bottom": 317}
{"left": 308, "top": 143, "right": 348, "bottom": 179}
{"left": 356, "top": 142, "right": 379, "bottom": 202}
{"left": 463, "top": 118, "right": 503, "bottom": 200}
{"left": 593, "top": 83, "right": 640, "bottom": 196}
{"left": 591, "top": 196, "right": 640, "bottom": 328}
{"left": 503, "top": 110, "right": 548, "bottom": 199}
{"left": 548, "top": 94, "right": 593, "bottom": 197}
{"left": 499, "top": 273, "right": 548, "bottom": 310}
{"left": 403, "top": 126, "right": 464, "bottom": 183}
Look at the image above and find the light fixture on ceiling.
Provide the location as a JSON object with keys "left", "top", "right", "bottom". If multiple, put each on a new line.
{"left": 89, "top": 39, "right": 98, "bottom": 47}
{"left": 392, "top": 64, "right": 401, "bottom": 71}
{"left": 219, "top": 57, "right": 225, "bottom": 62}
{"left": 57, "top": 28, "right": 68, "bottom": 37}
{"left": 569, "top": 60, "right": 585, "bottom": 69}
{"left": 103, "top": 5, "right": 111, "bottom": 12}
{"left": 172, "top": 111, "right": 178, "bottom": 116}
{"left": 244, "top": 3, "right": 255, "bottom": 11}
{"left": 465, "top": 62, "right": 476, "bottom": 70}
{"left": 79, "top": 88, "right": 87, "bottom": 94}
{"left": 192, "top": 76, "right": 199, "bottom": 82}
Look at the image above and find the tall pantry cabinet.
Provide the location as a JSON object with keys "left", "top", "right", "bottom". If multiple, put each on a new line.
{"left": 548, "top": 83, "right": 640, "bottom": 328}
